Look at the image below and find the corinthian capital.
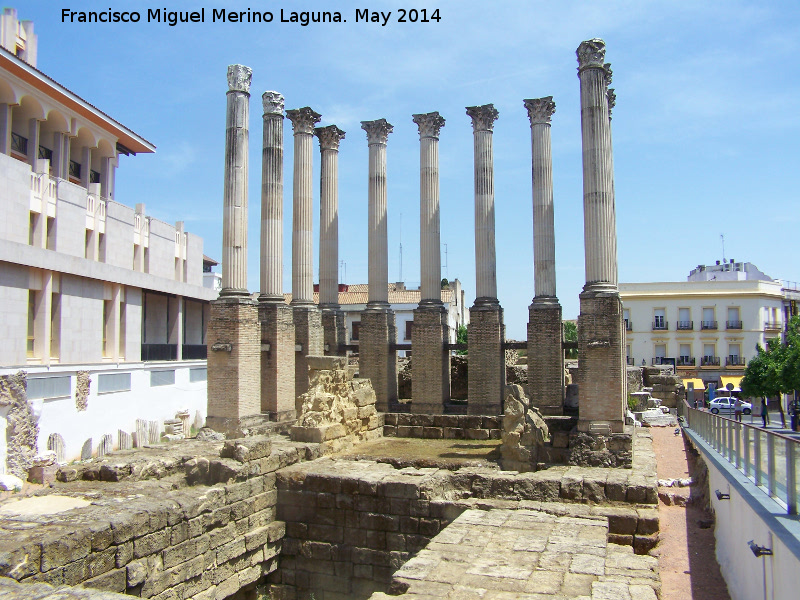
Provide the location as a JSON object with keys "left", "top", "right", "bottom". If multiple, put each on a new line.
{"left": 523, "top": 97, "right": 556, "bottom": 126}
{"left": 262, "top": 91, "right": 284, "bottom": 116}
{"left": 576, "top": 38, "right": 606, "bottom": 71}
{"left": 361, "top": 119, "right": 393, "bottom": 145}
{"left": 315, "top": 125, "right": 346, "bottom": 151}
{"left": 227, "top": 64, "right": 252, "bottom": 93}
{"left": 412, "top": 112, "right": 446, "bottom": 139}
{"left": 607, "top": 88, "right": 616, "bottom": 120}
{"left": 604, "top": 63, "right": 613, "bottom": 87}
{"left": 466, "top": 104, "right": 499, "bottom": 132}
{"left": 286, "top": 107, "right": 322, "bottom": 135}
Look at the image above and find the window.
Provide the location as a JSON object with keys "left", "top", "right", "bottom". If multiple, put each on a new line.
{"left": 678, "top": 308, "right": 692, "bottom": 330}
{"left": 351, "top": 322, "right": 360, "bottom": 341}
{"left": 29, "top": 212, "right": 37, "bottom": 246}
{"left": 655, "top": 344, "right": 666, "bottom": 359}
{"left": 46, "top": 217, "right": 55, "bottom": 250}
{"left": 727, "top": 307, "right": 741, "bottom": 329}
{"left": 90, "top": 170, "right": 101, "bottom": 184}
{"left": 69, "top": 160, "right": 81, "bottom": 180}
{"left": 679, "top": 344, "right": 691, "bottom": 361}
{"left": 702, "top": 308, "right": 716, "bottom": 329}
{"left": 98, "top": 372, "right": 131, "bottom": 393}
{"left": 728, "top": 343, "right": 741, "bottom": 366}
{"left": 190, "top": 367, "right": 207, "bottom": 382}
{"left": 10, "top": 132, "right": 28, "bottom": 156}
{"left": 27, "top": 290, "right": 35, "bottom": 357}
{"left": 102, "top": 300, "right": 112, "bottom": 358}
{"left": 702, "top": 344, "right": 717, "bottom": 366}
{"left": 623, "top": 309, "right": 631, "bottom": 331}
{"left": 405, "top": 320, "right": 413, "bottom": 341}
{"left": 98, "top": 233, "right": 106, "bottom": 263}
{"left": 27, "top": 376, "right": 71, "bottom": 400}
{"left": 38, "top": 145, "right": 53, "bottom": 161}
{"left": 85, "top": 230, "right": 92, "bottom": 259}
{"left": 119, "top": 299, "right": 126, "bottom": 359}
{"left": 150, "top": 370, "right": 175, "bottom": 387}
{"left": 653, "top": 309, "right": 666, "bottom": 330}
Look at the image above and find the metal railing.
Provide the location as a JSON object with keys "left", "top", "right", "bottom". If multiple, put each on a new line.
{"left": 652, "top": 320, "right": 668, "bottom": 331}
{"left": 701, "top": 320, "right": 718, "bottom": 330}
{"left": 726, "top": 356, "right": 746, "bottom": 367}
{"left": 678, "top": 400, "right": 798, "bottom": 514}
{"left": 701, "top": 356, "right": 720, "bottom": 366}
{"left": 764, "top": 321, "right": 782, "bottom": 331}
{"left": 677, "top": 320, "right": 693, "bottom": 330}
{"left": 726, "top": 320, "right": 743, "bottom": 330}
{"left": 677, "top": 357, "right": 696, "bottom": 366}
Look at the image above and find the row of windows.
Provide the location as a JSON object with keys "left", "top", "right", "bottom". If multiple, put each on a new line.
{"left": 11, "top": 132, "right": 100, "bottom": 181}
{"left": 624, "top": 306, "right": 783, "bottom": 331}
{"left": 350, "top": 321, "right": 414, "bottom": 341}
{"left": 24, "top": 368, "right": 207, "bottom": 400}
{"left": 627, "top": 342, "right": 746, "bottom": 367}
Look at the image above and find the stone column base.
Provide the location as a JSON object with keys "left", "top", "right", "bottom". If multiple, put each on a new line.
{"left": 468, "top": 302, "right": 505, "bottom": 415}
{"left": 411, "top": 303, "right": 450, "bottom": 414}
{"left": 360, "top": 307, "right": 398, "bottom": 412}
{"left": 206, "top": 297, "right": 262, "bottom": 428}
{"left": 293, "top": 304, "right": 324, "bottom": 400}
{"left": 527, "top": 298, "right": 564, "bottom": 416}
{"left": 576, "top": 285, "right": 626, "bottom": 433}
{"left": 259, "top": 300, "right": 296, "bottom": 421}
{"left": 321, "top": 306, "right": 347, "bottom": 356}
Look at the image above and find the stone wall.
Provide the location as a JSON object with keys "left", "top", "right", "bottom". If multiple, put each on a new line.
{"left": 642, "top": 367, "right": 684, "bottom": 408}
{"left": 383, "top": 414, "right": 501, "bottom": 440}
{"left": 0, "top": 436, "right": 299, "bottom": 600}
{"left": 0, "top": 371, "right": 38, "bottom": 478}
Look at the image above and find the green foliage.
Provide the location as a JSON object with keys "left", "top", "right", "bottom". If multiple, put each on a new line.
{"left": 441, "top": 278, "right": 449, "bottom": 289}
{"left": 741, "top": 316, "right": 800, "bottom": 399}
{"left": 563, "top": 321, "right": 578, "bottom": 359}
{"left": 627, "top": 395, "right": 638, "bottom": 412}
{"left": 456, "top": 324, "right": 468, "bottom": 355}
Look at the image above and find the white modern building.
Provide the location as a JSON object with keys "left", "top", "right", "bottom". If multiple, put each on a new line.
{"left": 620, "top": 259, "right": 798, "bottom": 392}
{"left": 0, "top": 8, "right": 216, "bottom": 467}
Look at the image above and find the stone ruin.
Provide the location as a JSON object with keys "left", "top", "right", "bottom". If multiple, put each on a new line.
{"left": 500, "top": 384, "right": 551, "bottom": 472}
{"left": 0, "top": 372, "right": 38, "bottom": 479}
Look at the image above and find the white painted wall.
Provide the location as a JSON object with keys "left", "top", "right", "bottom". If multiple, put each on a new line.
{"left": 706, "top": 462, "right": 800, "bottom": 600}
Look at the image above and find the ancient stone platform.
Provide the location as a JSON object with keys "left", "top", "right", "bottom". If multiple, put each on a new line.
{"left": 370, "top": 508, "right": 659, "bottom": 599}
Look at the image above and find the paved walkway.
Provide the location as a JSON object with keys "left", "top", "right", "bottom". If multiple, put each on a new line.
{"left": 370, "top": 508, "right": 659, "bottom": 599}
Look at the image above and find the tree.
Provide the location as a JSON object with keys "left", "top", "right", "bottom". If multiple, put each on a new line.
{"left": 741, "top": 338, "right": 787, "bottom": 428}
{"left": 441, "top": 278, "right": 449, "bottom": 289}
{"left": 563, "top": 321, "right": 578, "bottom": 359}
{"left": 456, "top": 324, "right": 467, "bottom": 355}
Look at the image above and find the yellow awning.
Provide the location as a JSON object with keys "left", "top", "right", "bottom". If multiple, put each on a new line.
{"left": 721, "top": 376, "right": 743, "bottom": 390}
{"left": 683, "top": 378, "right": 705, "bottom": 390}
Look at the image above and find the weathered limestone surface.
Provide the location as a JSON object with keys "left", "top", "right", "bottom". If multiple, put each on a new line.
{"left": 501, "top": 384, "right": 551, "bottom": 472}
{"left": 373, "top": 508, "right": 659, "bottom": 600}
{"left": 290, "top": 357, "right": 383, "bottom": 454}
{"left": 0, "top": 372, "right": 38, "bottom": 479}
{"left": 384, "top": 413, "right": 502, "bottom": 441}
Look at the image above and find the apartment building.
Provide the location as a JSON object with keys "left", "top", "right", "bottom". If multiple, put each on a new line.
{"left": 0, "top": 8, "right": 216, "bottom": 466}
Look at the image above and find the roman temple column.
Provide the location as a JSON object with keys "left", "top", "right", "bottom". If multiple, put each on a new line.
{"left": 207, "top": 64, "right": 262, "bottom": 437}
{"left": 316, "top": 124, "right": 347, "bottom": 357}
{"left": 259, "top": 91, "right": 295, "bottom": 421}
{"left": 411, "top": 112, "right": 450, "bottom": 413}
{"left": 360, "top": 119, "right": 397, "bottom": 410}
{"left": 575, "top": 39, "right": 626, "bottom": 433}
{"left": 286, "top": 107, "right": 323, "bottom": 399}
{"left": 524, "top": 97, "right": 564, "bottom": 415}
{"left": 466, "top": 104, "right": 505, "bottom": 416}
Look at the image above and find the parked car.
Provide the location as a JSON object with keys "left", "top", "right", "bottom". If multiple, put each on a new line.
{"left": 708, "top": 396, "right": 752, "bottom": 415}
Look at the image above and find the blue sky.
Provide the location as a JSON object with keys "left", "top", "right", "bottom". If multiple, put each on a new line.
{"left": 21, "top": 1, "right": 800, "bottom": 338}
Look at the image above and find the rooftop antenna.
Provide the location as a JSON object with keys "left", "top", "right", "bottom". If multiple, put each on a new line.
{"left": 339, "top": 260, "right": 346, "bottom": 285}
{"left": 443, "top": 243, "right": 449, "bottom": 281}
{"left": 399, "top": 212, "right": 403, "bottom": 282}
{"left": 721, "top": 234, "right": 726, "bottom": 263}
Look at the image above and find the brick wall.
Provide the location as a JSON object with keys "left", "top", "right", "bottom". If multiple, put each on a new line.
{"left": 359, "top": 309, "right": 398, "bottom": 412}
{"left": 260, "top": 302, "right": 296, "bottom": 421}
{"left": 467, "top": 306, "right": 505, "bottom": 415}
{"left": 410, "top": 306, "right": 450, "bottom": 414}
{"left": 527, "top": 300, "right": 564, "bottom": 415}
{"left": 206, "top": 299, "right": 261, "bottom": 432}
{"left": 292, "top": 306, "right": 323, "bottom": 400}
{"left": 321, "top": 308, "right": 346, "bottom": 357}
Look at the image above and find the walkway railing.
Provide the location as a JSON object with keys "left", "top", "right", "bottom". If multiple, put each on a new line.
{"left": 678, "top": 400, "right": 799, "bottom": 514}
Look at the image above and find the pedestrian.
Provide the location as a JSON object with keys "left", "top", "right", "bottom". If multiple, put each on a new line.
{"left": 734, "top": 397, "right": 743, "bottom": 423}
{"left": 760, "top": 397, "right": 769, "bottom": 428}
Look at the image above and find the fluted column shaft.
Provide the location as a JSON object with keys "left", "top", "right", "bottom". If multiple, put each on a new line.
{"left": 260, "top": 92, "right": 285, "bottom": 301}
{"left": 466, "top": 105, "right": 499, "bottom": 303}
{"left": 413, "top": 112, "right": 445, "bottom": 304}
{"left": 578, "top": 40, "right": 617, "bottom": 288}
{"left": 286, "top": 107, "right": 321, "bottom": 305}
{"left": 316, "top": 125, "right": 346, "bottom": 307}
{"left": 221, "top": 65, "right": 251, "bottom": 296}
{"left": 525, "top": 97, "right": 557, "bottom": 299}
{"left": 361, "top": 119, "right": 393, "bottom": 307}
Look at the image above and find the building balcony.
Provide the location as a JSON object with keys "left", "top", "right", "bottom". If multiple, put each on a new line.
{"left": 651, "top": 357, "right": 670, "bottom": 366}
{"left": 726, "top": 320, "right": 743, "bottom": 330}
{"left": 726, "top": 356, "right": 746, "bottom": 367}
{"left": 676, "top": 321, "right": 693, "bottom": 330}
{"left": 652, "top": 321, "right": 668, "bottom": 331}
{"left": 626, "top": 356, "right": 634, "bottom": 366}
{"left": 701, "top": 321, "right": 718, "bottom": 330}
{"left": 677, "top": 357, "right": 696, "bottom": 367}
{"left": 701, "top": 356, "right": 720, "bottom": 367}
{"left": 764, "top": 321, "right": 782, "bottom": 331}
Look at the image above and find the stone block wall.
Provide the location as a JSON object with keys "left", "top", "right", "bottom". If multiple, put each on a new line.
{"left": 643, "top": 367, "right": 684, "bottom": 408}
{"left": 0, "top": 436, "right": 300, "bottom": 600}
{"left": 260, "top": 302, "right": 296, "bottom": 421}
{"left": 383, "top": 414, "right": 502, "bottom": 441}
{"left": 527, "top": 301, "right": 564, "bottom": 415}
{"left": 577, "top": 291, "right": 626, "bottom": 432}
{"left": 206, "top": 298, "right": 261, "bottom": 436}
{"left": 467, "top": 306, "right": 505, "bottom": 415}
{"left": 410, "top": 306, "right": 450, "bottom": 414}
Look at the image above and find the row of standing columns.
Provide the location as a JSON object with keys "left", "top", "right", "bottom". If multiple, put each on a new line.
{"left": 208, "top": 37, "right": 624, "bottom": 431}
